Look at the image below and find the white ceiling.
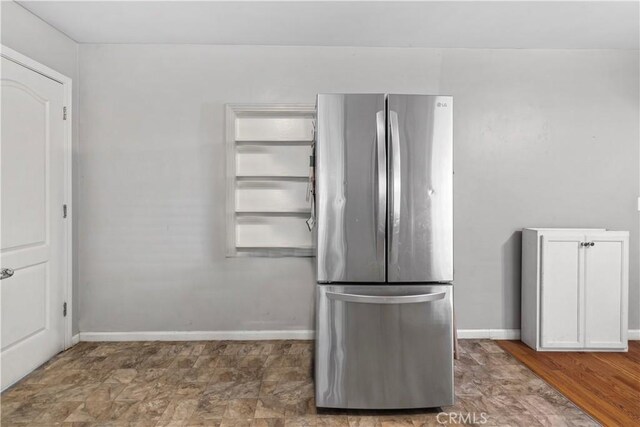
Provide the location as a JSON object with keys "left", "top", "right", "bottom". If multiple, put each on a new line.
{"left": 17, "top": 1, "right": 640, "bottom": 49}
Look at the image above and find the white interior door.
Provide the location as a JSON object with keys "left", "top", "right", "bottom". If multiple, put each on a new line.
{"left": 540, "top": 233, "right": 584, "bottom": 349}
{"left": 1, "top": 56, "right": 66, "bottom": 389}
{"left": 584, "top": 232, "right": 629, "bottom": 349}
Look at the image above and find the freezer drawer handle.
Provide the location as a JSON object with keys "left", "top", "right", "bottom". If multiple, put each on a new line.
{"left": 326, "top": 291, "right": 446, "bottom": 304}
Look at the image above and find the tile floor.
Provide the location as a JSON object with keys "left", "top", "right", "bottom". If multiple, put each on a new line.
{"left": 1, "top": 340, "right": 597, "bottom": 426}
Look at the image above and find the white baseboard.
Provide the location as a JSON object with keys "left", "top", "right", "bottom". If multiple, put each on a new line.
{"left": 457, "top": 329, "right": 521, "bottom": 340}
{"left": 79, "top": 329, "right": 515, "bottom": 342}
{"left": 458, "top": 329, "right": 640, "bottom": 340}
{"left": 71, "top": 334, "right": 80, "bottom": 345}
{"left": 77, "top": 329, "right": 640, "bottom": 342}
{"left": 79, "top": 330, "right": 315, "bottom": 342}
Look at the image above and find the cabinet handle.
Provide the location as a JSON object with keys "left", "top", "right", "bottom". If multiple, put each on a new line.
{"left": 590, "top": 242, "right": 595, "bottom": 247}
{"left": 580, "top": 242, "right": 588, "bottom": 247}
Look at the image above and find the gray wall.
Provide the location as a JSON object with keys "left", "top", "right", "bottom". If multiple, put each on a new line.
{"left": 1, "top": 1, "right": 81, "bottom": 334}
{"left": 1, "top": 2, "right": 637, "bottom": 336}
{"left": 78, "top": 44, "right": 639, "bottom": 332}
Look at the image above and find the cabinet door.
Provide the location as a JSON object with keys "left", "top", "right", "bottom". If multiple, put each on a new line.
{"left": 540, "top": 234, "right": 584, "bottom": 349}
{"left": 584, "top": 232, "right": 629, "bottom": 349}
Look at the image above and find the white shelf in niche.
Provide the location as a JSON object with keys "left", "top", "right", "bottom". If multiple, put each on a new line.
{"left": 235, "top": 247, "right": 314, "bottom": 257}
{"left": 235, "top": 215, "right": 312, "bottom": 250}
{"left": 226, "top": 103, "right": 315, "bottom": 257}
{"left": 235, "top": 140, "right": 313, "bottom": 145}
{"left": 236, "top": 179, "right": 309, "bottom": 213}
{"left": 235, "top": 116, "right": 313, "bottom": 141}
{"left": 236, "top": 144, "right": 310, "bottom": 177}
{"left": 236, "top": 176, "right": 308, "bottom": 181}
{"left": 235, "top": 211, "right": 311, "bottom": 216}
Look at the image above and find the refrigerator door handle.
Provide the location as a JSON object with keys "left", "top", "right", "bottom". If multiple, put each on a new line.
{"left": 375, "top": 110, "right": 387, "bottom": 263}
{"left": 389, "top": 110, "right": 401, "bottom": 264}
{"left": 326, "top": 291, "right": 446, "bottom": 304}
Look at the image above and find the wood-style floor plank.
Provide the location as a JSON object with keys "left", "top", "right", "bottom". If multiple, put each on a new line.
{"left": 498, "top": 340, "right": 640, "bottom": 427}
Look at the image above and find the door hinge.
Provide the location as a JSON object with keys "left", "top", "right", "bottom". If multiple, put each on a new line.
{"left": 63, "top": 106, "right": 68, "bottom": 120}
{"left": 63, "top": 302, "right": 67, "bottom": 317}
{"left": 63, "top": 204, "right": 68, "bottom": 218}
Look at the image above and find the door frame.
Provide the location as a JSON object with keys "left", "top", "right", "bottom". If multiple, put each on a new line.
{"left": 1, "top": 45, "right": 73, "bottom": 349}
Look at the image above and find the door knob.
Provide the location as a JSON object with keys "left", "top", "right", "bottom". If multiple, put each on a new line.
{"left": 1, "top": 268, "right": 14, "bottom": 280}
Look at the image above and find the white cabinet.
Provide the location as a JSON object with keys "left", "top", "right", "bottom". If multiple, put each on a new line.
{"left": 521, "top": 228, "right": 629, "bottom": 351}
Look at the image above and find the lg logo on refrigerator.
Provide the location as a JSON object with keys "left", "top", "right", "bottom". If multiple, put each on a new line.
{"left": 437, "top": 102, "right": 448, "bottom": 107}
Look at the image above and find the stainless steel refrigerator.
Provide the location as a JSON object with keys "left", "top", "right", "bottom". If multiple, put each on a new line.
{"left": 315, "top": 94, "right": 454, "bottom": 409}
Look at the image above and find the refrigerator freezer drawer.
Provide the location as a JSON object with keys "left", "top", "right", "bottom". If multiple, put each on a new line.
{"left": 315, "top": 284, "right": 454, "bottom": 409}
